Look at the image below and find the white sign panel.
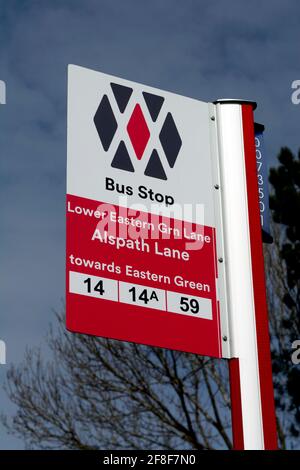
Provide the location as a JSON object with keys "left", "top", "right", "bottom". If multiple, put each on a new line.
{"left": 66, "top": 64, "right": 230, "bottom": 358}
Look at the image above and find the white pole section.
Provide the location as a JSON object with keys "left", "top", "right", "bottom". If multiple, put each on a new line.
{"left": 214, "top": 100, "right": 276, "bottom": 449}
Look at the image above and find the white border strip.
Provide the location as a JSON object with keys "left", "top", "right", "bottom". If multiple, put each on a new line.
{"left": 0, "top": 81, "right": 6, "bottom": 105}
{"left": 215, "top": 103, "right": 264, "bottom": 449}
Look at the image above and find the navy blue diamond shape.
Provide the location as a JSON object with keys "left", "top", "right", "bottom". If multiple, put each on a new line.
{"left": 94, "top": 95, "right": 118, "bottom": 151}
{"left": 159, "top": 113, "right": 182, "bottom": 168}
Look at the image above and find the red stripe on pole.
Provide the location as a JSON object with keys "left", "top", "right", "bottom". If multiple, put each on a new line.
{"left": 229, "top": 359, "right": 244, "bottom": 450}
{"left": 241, "top": 105, "right": 278, "bottom": 449}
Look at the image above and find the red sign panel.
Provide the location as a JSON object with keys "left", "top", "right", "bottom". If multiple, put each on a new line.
{"left": 66, "top": 194, "right": 221, "bottom": 357}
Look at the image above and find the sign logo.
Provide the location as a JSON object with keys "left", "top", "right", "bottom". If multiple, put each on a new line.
{"left": 93, "top": 83, "right": 182, "bottom": 180}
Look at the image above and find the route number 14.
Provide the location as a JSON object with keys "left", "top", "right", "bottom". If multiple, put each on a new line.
{"left": 84, "top": 277, "right": 105, "bottom": 296}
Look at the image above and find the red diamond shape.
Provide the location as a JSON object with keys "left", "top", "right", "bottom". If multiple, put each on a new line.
{"left": 127, "top": 104, "right": 150, "bottom": 160}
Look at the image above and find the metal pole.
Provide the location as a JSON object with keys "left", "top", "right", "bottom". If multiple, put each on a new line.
{"left": 214, "top": 99, "right": 277, "bottom": 449}
{"left": 0, "top": 80, "right": 6, "bottom": 365}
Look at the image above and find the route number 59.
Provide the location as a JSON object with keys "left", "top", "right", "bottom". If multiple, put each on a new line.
{"left": 180, "top": 297, "right": 199, "bottom": 314}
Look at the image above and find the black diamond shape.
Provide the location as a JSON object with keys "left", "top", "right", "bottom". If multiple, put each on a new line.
{"left": 159, "top": 113, "right": 182, "bottom": 168}
{"left": 94, "top": 95, "right": 117, "bottom": 151}
{"left": 143, "top": 92, "right": 164, "bottom": 122}
{"left": 111, "top": 141, "right": 134, "bottom": 172}
{"left": 111, "top": 82, "right": 133, "bottom": 113}
{"left": 144, "top": 150, "right": 167, "bottom": 180}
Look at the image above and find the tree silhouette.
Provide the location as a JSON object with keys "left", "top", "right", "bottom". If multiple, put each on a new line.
{"left": 2, "top": 147, "right": 300, "bottom": 449}
{"left": 2, "top": 314, "right": 232, "bottom": 450}
{"left": 268, "top": 147, "right": 300, "bottom": 440}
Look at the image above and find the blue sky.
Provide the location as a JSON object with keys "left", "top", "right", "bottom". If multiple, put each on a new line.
{"left": 0, "top": 0, "right": 299, "bottom": 449}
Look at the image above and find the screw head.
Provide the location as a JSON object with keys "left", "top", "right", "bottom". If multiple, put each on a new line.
{"left": 214, "top": 184, "right": 220, "bottom": 190}
{"left": 218, "top": 257, "right": 223, "bottom": 263}
{"left": 222, "top": 336, "right": 228, "bottom": 342}
{"left": 210, "top": 116, "right": 215, "bottom": 121}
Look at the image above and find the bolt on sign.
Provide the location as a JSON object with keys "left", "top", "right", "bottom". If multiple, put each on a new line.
{"left": 66, "top": 64, "right": 230, "bottom": 359}
{"left": 66, "top": 65, "right": 277, "bottom": 449}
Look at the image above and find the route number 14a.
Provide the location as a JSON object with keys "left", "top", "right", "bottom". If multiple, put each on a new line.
{"left": 129, "top": 287, "right": 159, "bottom": 304}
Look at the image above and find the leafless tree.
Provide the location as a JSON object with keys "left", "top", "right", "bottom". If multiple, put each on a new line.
{"left": 1, "top": 314, "right": 232, "bottom": 450}
{"left": 264, "top": 220, "right": 300, "bottom": 449}
{"left": 2, "top": 219, "right": 298, "bottom": 449}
